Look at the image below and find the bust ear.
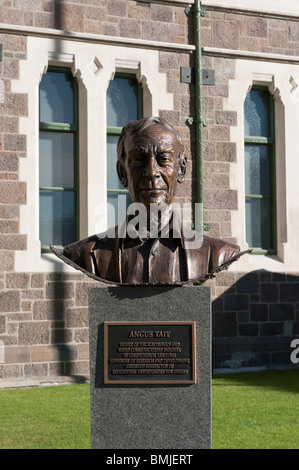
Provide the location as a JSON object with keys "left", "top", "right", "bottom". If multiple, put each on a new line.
{"left": 117, "top": 160, "right": 128, "bottom": 187}
{"left": 177, "top": 151, "right": 187, "bottom": 183}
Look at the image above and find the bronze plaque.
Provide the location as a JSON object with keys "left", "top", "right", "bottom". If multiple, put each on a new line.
{"left": 104, "top": 321, "right": 196, "bottom": 385}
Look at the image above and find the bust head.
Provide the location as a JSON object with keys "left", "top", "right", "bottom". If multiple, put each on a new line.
{"left": 116, "top": 117, "right": 187, "bottom": 211}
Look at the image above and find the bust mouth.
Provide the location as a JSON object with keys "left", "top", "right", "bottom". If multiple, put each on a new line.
{"left": 139, "top": 188, "right": 167, "bottom": 194}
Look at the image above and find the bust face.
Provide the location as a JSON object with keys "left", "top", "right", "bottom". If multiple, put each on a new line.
{"left": 122, "top": 124, "right": 184, "bottom": 211}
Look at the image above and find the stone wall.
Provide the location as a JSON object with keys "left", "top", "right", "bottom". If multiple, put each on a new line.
{"left": 1, "top": 268, "right": 95, "bottom": 379}
{"left": 0, "top": 0, "right": 190, "bottom": 43}
{"left": 201, "top": 7, "right": 299, "bottom": 56}
{"left": 0, "top": 1, "right": 298, "bottom": 382}
{"left": 0, "top": 0, "right": 195, "bottom": 382}
{"left": 201, "top": 5, "right": 299, "bottom": 370}
{"left": 210, "top": 271, "right": 299, "bottom": 370}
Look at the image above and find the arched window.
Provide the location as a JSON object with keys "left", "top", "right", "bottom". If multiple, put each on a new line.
{"left": 106, "top": 73, "right": 143, "bottom": 227}
{"left": 244, "top": 86, "right": 276, "bottom": 254}
{"left": 39, "top": 67, "right": 78, "bottom": 251}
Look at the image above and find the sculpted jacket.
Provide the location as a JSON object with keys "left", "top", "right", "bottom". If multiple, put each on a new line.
{"left": 60, "top": 216, "right": 241, "bottom": 285}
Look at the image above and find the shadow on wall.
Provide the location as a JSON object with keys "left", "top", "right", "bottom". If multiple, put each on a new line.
{"left": 45, "top": 267, "right": 299, "bottom": 382}
{"left": 212, "top": 368, "right": 299, "bottom": 395}
{"left": 50, "top": 273, "right": 88, "bottom": 383}
{"left": 212, "top": 269, "right": 299, "bottom": 373}
{"left": 44, "top": 253, "right": 90, "bottom": 383}
{"left": 54, "top": 1, "right": 64, "bottom": 31}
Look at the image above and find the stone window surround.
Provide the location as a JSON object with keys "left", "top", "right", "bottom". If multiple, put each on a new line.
{"left": 14, "top": 36, "right": 173, "bottom": 273}
{"left": 228, "top": 58, "right": 299, "bottom": 273}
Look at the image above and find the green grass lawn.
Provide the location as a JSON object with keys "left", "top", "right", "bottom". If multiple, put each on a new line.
{"left": 0, "top": 369, "right": 298, "bottom": 449}
{"left": 0, "top": 383, "right": 91, "bottom": 449}
{"left": 212, "top": 369, "right": 299, "bottom": 449}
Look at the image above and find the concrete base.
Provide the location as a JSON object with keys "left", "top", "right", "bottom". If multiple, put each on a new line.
{"left": 88, "top": 285, "right": 211, "bottom": 450}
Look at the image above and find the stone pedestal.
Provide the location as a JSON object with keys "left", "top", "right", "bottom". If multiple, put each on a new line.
{"left": 88, "top": 285, "right": 211, "bottom": 449}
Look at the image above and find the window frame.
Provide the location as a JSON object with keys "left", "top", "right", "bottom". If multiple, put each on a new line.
{"left": 106, "top": 72, "right": 143, "bottom": 226}
{"left": 39, "top": 66, "right": 79, "bottom": 253}
{"left": 244, "top": 85, "right": 277, "bottom": 255}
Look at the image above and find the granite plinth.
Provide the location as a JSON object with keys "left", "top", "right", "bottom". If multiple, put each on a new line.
{"left": 88, "top": 285, "right": 211, "bottom": 449}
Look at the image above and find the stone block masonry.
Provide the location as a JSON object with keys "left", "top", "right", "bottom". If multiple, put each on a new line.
{"left": 0, "top": 272, "right": 94, "bottom": 381}
{"left": 1, "top": 267, "right": 298, "bottom": 380}
{"left": 199, "top": 4, "right": 299, "bottom": 371}
{"left": 0, "top": 1, "right": 299, "bottom": 384}
{"left": 201, "top": 8, "right": 299, "bottom": 57}
{"left": 0, "top": 1, "right": 190, "bottom": 46}
{"left": 211, "top": 271, "right": 299, "bottom": 370}
{"left": 0, "top": 1, "right": 194, "bottom": 382}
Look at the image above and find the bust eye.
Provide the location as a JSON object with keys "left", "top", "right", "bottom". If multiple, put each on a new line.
{"left": 157, "top": 153, "right": 172, "bottom": 165}
{"left": 128, "top": 154, "right": 145, "bottom": 167}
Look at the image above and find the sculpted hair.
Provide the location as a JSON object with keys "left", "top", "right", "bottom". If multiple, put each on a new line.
{"left": 117, "top": 117, "right": 184, "bottom": 163}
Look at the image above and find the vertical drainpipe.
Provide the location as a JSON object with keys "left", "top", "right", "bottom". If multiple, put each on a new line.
{"left": 192, "top": 0, "right": 208, "bottom": 231}
{"left": 194, "top": 0, "right": 203, "bottom": 207}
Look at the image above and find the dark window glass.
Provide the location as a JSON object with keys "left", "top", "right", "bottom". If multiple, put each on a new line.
{"left": 107, "top": 77, "right": 139, "bottom": 128}
{"left": 39, "top": 132, "right": 74, "bottom": 188}
{"left": 244, "top": 145, "right": 271, "bottom": 196}
{"left": 106, "top": 74, "right": 142, "bottom": 227}
{"left": 39, "top": 68, "right": 78, "bottom": 251}
{"left": 244, "top": 88, "right": 270, "bottom": 138}
{"left": 40, "top": 71, "right": 75, "bottom": 124}
{"left": 39, "top": 190, "right": 75, "bottom": 247}
{"left": 244, "top": 87, "right": 275, "bottom": 252}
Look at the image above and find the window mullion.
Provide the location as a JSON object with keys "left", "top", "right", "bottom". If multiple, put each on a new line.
{"left": 40, "top": 187, "right": 75, "bottom": 191}
{"left": 107, "top": 188, "right": 130, "bottom": 194}
{"left": 40, "top": 122, "right": 77, "bottom": 132}
{"left": 244, "top": 136, "right": 272, "bottom": 144}
{"left": 245, "top": 194, "right": 272, "bottom": 199}
{"left": 107, "top": 126, "right": 122, "bottom": 136}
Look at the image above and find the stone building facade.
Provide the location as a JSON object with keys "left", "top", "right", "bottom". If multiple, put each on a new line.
{"left": 0, "top": 0, "right": 298, "bottom": 383}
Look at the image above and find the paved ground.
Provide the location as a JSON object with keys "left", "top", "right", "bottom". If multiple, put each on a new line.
{"left": 0, "top": 376, "right": 90, "bottom": 389}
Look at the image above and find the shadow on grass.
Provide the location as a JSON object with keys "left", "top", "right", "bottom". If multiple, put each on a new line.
{"left": 212, "top": 369, "right": 299, "bottom": 394}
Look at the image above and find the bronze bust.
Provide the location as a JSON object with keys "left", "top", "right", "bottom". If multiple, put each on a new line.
{"left": 51, "top": 117, "right": 249, "bottom": 285}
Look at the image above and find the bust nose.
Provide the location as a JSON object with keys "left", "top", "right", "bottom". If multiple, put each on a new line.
{"left": 143, "top": 155, "right": 160, "bottom": 180}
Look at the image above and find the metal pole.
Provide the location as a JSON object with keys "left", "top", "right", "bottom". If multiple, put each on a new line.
{"left": 194, "top": 0, "right": 204, "bottom": 209}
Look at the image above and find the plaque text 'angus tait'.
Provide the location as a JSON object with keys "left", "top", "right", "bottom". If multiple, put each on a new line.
{"left": 104, "top": 321, "right": 196, "bottom": 384}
